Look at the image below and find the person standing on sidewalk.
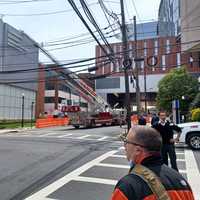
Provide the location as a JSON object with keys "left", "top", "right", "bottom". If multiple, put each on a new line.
{"left": 152, "top": 111, "right": 181, "bottom": 171}
{"left": 138, "top": 114, "right": 147, "bottom": 125}
{"left": 111, "top": 126, "right": 194, "bottom": 200}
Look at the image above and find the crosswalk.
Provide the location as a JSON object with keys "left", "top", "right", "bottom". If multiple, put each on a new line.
{"left": 0, "top": 131, "right": 121, "bottom": 143}
{"left": 24, "top": 146, "right": 200, "bottom": 200}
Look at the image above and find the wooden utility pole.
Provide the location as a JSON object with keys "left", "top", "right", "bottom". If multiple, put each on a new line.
{"left": 120, "top": 0, "right": 132, "bottom": 131}
{"left": 134, "top": 16, "right": 141, "bottom": 114}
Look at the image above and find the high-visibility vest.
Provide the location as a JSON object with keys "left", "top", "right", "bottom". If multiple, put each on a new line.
{"left": 129, "top": 164, "right": 170, "bottom": 200}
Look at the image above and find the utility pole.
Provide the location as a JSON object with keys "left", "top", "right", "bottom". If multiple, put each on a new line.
{"left": 120, "top": 0, "right": 132, "bottom": 131}
{"left": 144, "top": 65, "right": 147, "bottom": 113}
{"left": 134, "top": 16, "right": 141, "bottom": 114}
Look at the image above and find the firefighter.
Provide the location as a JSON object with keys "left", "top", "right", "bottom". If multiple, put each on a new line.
{"left": 111, "top": 126, "right": 194, "bottom": 200}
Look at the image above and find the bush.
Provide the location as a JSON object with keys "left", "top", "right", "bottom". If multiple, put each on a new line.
{"left": 191, "top": 108, "right": 200, "bottom": 121}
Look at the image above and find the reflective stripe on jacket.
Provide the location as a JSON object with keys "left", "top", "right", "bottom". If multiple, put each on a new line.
{"left": 111, "top": 155, "right": 194, "bottom": 200}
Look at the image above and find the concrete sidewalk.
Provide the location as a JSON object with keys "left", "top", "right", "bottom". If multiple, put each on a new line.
{"left": 0, "top": 127, "right": 35, "bottom": 134}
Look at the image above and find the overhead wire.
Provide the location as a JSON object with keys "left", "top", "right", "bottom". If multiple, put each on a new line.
{"left": 79, "top": 0, "right": 115, "bottom": 59}
{"left": 1, "top": 38, "right": 200, "bottom": 65}
{"left": 0, "top": 58, "right": 199, "bottom": 84}
{"left": 0, "top": 0, "right": 52, "bottom": 5}
{"left": 0, "top": 2, "right": 99, "bottom": 16}
{"left": 66, "top": 0, "right": 114, "bottom": 63}
{"left": 98, "top": 0, "right": 119, "bottom": 38}
{"left": 1, "top": 24, "right": 200, "bottom": 52}
{"left": 2, "top": 41, "right": 200, "bottom": 75}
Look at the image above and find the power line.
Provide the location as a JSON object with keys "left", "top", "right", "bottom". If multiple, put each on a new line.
{"left": 0, "top": 39, "right": 199, "bottom": 70}
{"left": 0, "top": 57, "right": 115, "bottom": 74}
{"left": 1, "top": 37, "right": 200, "bottom": 67}
{"left": 79, "top": 0, "right": 115, "bottom": 59}
{"left": 0, "top": 61, "right": 115, "bottom": 84}
{"left": 0, "top": 0, "right": 52, "bottom": 5}
{"left": 66, "top": 0, "right": 114, "bottom": 63}
{"left": 0, "top": 2, "right": 98, "bottom": 16}
{"left": 1, "top": 59, "right": 199, "bottom": 85}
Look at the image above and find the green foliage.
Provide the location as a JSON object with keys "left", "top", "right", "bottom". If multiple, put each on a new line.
{"left": 0, "top": 120, "right": 35, "bottom": 129}
{"left": 156, "top": 66, "right": 199, "bottom": 112}
{"left": 191, "top": 108, "right": 200, "bottom": 121}
{"left": 190, "top": 93, "right": 200, "bottom": 110}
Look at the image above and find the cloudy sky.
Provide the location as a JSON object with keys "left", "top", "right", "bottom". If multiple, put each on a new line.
{"left": 0, "top": 0, "right": 161, "bottom": 63}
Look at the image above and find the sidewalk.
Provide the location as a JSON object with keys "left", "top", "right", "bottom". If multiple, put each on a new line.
{"left": 0, "top": 127, "right": 34, "bottom": 134}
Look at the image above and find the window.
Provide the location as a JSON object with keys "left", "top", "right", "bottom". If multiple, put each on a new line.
{"left": 141, "top": 61, "right": 144, "bottom": 70}
{"left": 176, "top": 53, "right": 181, "bottom": 67}
{"left": 129, "top": 43, "right": 132, "bottom": 58}
{"left": 162, "top": 55, "right": 166, "bottom": 70}
{"left": 144, "top": 41, "right": 147, "bottom": 57}
{"left": 110, "top": 62, "right": 114, "bottom": 72}
{"left": 166, "top": 39, "right": 170, "bottom": 54}
{"left": 154, "top": 40, "right": 158, "bottom": 56}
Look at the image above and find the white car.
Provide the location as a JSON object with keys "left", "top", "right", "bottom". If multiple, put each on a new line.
{"left": 178, "top": 122, "right": 200, "bottom": 150}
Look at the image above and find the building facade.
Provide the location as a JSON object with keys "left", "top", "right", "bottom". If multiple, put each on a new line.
{"left": 181, "top": 0, "right": 200, "bottom": 52}
{"left": 95, "top": 36, "right": 200, "bottom": 111}
{"left": 0, "top": 19, "right": 39, "bottom": 120}
{"left": 158, "top": 0, "right": 181, "bottom": 37}
{"left": 36, "top": 64, "right": 89, "bottom": 116}
{"left": 127, "top": 21, "right": 158, "bottom": 40}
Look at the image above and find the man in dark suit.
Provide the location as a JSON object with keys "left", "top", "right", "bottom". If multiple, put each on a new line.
{"left": 152, "top": 111, "right": 181, "bottom": 171}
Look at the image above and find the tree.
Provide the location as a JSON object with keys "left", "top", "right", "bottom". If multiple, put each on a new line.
{"left": 156, "top": 67, "right": 199, "bottom": 113}
{"left": 190, "top": 92, "right": 200, "bottom": 110}
{"left": 191, "top": 108, "right": 200, "bottom": 121}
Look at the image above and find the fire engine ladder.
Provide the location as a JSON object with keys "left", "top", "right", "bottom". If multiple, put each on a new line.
{"left": 36, "top": 44, "right": 110, "bottom": 110}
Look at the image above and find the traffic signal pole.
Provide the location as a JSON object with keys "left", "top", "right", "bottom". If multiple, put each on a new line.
{"left": 120, "top": 0, "right": 132, "bottom": 131}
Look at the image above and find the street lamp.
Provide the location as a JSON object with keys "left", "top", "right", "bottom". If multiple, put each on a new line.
{"left": 21, "top": 93, "right": 25, "bottom": 128}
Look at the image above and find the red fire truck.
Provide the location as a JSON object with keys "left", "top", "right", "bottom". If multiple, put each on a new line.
{"left": 61, "top": 105, "right": 126, "bottom": 128}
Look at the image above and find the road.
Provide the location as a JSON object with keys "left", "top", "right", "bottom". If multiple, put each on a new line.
{"left": 0, "top": 126, "right": 199, "bottom": 200}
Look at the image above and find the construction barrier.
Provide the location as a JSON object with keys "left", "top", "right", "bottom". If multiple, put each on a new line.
{"left": 36, "top": 116, "right": 70, "bottom": 128}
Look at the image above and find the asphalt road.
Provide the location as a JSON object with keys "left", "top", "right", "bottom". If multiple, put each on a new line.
{"left": 0, "top": 125, "right": 199, "bottom": 200}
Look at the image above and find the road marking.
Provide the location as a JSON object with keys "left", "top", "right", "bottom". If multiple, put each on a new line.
{"left": 110, "top": 155, "right": 126, "bottom": 158}
{"left": 176, "top": 152, "right": 184, "bottom": 155}
{"left": 97, "top": 136, "right": 109, "bottom": 141}
{"left": 38, "top": 132, "right": 58, "bottom": 137}
{"left": 185, "top": 149, "right": 200, "bottom": 200}
{"left": 77, "top": 134, "right": 91, "bottom": 139}
{"left": 179, "top": 169, "right": 187, "bottom": 173}
{"left": 25, "top": 150, "right": 117, "bottom": 200}
{"left": 168, "top": 158, "right": 185, "bottom": 162}
{"left": 74, "top": 176, "right": 117, "bottom": 185}
{"left": 96, "top": 163, "right": 129, "bottom": 169}
{"left": 57, "top": 134, "right": 73, "bottom": 138}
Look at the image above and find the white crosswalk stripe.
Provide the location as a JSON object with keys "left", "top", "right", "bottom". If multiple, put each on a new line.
{"left": 25, "top": 147, "right": 200, "bottom": 200}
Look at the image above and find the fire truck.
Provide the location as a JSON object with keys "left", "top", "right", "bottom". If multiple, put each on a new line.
{"left": 62, "top": 105, "right": 126, "bottom": 128}
{"left": 61, "top": 76, "right": 126, "bottom": 128}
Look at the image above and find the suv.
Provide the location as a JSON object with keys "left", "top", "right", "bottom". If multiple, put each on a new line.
{"left": 178, "top": 122, "right": 200, "bottom": 150}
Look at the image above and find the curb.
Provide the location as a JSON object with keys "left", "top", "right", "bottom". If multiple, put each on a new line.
{"left": 0, "top": 127, "right": 35, "bottom": 135}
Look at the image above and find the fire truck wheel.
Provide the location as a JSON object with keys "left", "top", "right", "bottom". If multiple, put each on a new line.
{"left": 90, "top": 119, "right": 96, "bottom": 128}
{"left": 74, "top": 125, "right": 80, "bottom": 129}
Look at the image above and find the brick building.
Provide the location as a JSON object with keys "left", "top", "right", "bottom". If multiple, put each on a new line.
{"left": 36, "top": 64, "right": 90, "bottom": 117}
{"left": 95, "top": 36, "right": 200, "bottom": 111}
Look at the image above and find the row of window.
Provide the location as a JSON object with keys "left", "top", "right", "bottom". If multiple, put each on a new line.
{"left": 99, "top": 39, "right": 172, "bottom": 60}
{"left": 100, "top": 52, "right": 189, "bottom": 74}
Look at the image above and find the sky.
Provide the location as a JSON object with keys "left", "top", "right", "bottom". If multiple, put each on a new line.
{"left": 0, "top": 0, "right": 161, "bottom": 64}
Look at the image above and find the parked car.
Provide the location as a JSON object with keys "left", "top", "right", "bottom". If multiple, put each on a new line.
{"left": 178, "top": 122, "right": 200, "bottom": 150}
